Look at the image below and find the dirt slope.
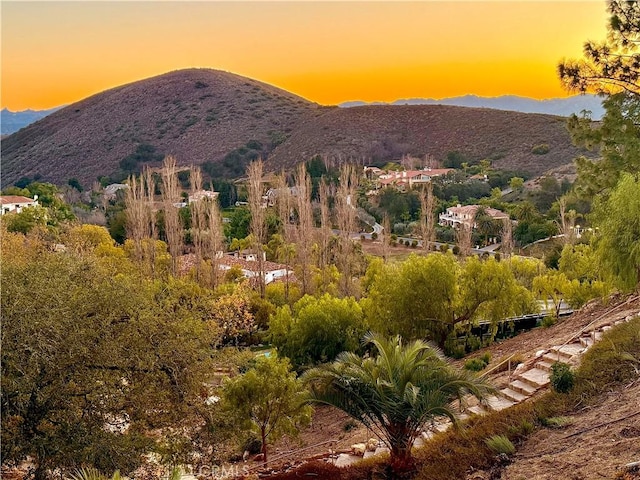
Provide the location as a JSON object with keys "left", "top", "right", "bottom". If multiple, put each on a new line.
{"left": 500, "top": 382, "right": 640, "bottom": 480}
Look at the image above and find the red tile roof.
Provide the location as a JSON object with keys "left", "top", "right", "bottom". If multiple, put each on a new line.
{"left": 0, "top": 196, "right": 36, "bottom": 205}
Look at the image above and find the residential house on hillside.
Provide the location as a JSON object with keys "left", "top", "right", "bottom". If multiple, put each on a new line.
{"left": 188, "top": 190, "right": 218, "bottom": 203}
{"left": 0, "top": 195, "right": 38, "bottom": 215}
{"left": 264, "top": 186, "right": 299, "bottom": 207}
{"left": 179, "top": 252, "right": 292, "bottom": 285}
{"left": 219, "top": 254, "right": 292, "bottom": 285}
{"left": 439, "top": 204, "right": 509, "bottom": 230}
{"left": 103, "top": 183, "right": 129, "bottom": 200}
{"left": 365, "top": 166, "right": 453, "bottom": 192}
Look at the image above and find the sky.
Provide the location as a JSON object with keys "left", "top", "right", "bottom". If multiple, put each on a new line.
{"left": 1, "top": 1, "right": 609, "bottom": 111}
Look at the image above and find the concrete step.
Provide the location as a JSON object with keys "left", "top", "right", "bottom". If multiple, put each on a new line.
{"left": 509, "top": 379, "right": 537, "bottom": 396}
{"left": 434, "top": 421, "right": 451, "bottom": 432}
{"left": 602, "top": 325, "right": 613, "bottom": 332}
{"left": 593, "top": 331, "right": 604, "bottom": 341}
{"left": 501, "top": 387, "right": 528, "bottom": 403}
{"left": 518, "top": 368, "right": 550, "bottom": 389}
{"left": 486, "top": 395, "right": 516, "bottom": 412}
{"left": 579, "top": 336, "right": 594, "bottom": 348}
{"left": 552, "top": 344, "right": 584, "bottom": 358}
{"left": 468, "top": 405, "right": 487, "bottom": 416}
{"left": 536, "top": 360, "right": 554, "bottom": 372}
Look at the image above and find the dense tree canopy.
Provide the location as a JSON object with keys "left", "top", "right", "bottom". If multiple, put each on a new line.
{"left": 268, "top": 294, "right": 367, "bottom": 368}
{"left": 1, "top": 231, "right": 219, "bottom": 478}
{"left": 592, "top": 173, "right": 640, "bottom": 291}
{"left": 364, "top": 254, "right": 536, "bottom": 348}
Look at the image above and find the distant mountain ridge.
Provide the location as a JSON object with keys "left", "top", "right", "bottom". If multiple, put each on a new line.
{"left": 1, "top": 69, "right": 592, "bottom": 187}
{"left": 340, "top": 94, "right": 605, "bottom": 119}
{"left": 1, "top": 107, "right": 63, "bottom": 135}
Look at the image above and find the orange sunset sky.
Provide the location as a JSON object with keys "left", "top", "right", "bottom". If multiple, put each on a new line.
{"left": 1, "top": 1, "right": 608, "bottom": 111}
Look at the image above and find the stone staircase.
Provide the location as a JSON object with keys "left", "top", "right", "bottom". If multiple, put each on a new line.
{"left": 459, "top": 313, "right": 637, "bottom": 418}
{"left": 329, "top": 309, "right": 640, "bottom": 467}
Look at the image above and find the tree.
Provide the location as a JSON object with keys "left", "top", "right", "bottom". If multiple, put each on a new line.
{"left": 364, "top": 254, "right": 535, "bottom": 347}
{"left": 247, "top": 160, "right": 266, "bottom": 297}
{"left": 223, "top": 355, "right": 312, "bottom": 464}
{"left": 559, "top": 1, "right": 640, "bottom": 198}
{"left": 293, "top": 163, "right": 314, "bottom": 294}
{"left": 268, "top": 294, "right": 367, "bottom": 368}
{"left": 64, "top": 224, "right": 115, "bottom": 255}
{"left": 532, "top": 271, "right": 573, "bottom": 318}
{"left": 303, "top": 333, "right": 492, "bottom": 472}
{"left": 558, "top": 0, "right": 639, "bottom": 95}
{"left": 592, "top": 173, "right": 640, "bottom": 290}
{"left": 160, "top": 156, "right": 184, "bottom": 276}
{"left": 419, "top": 182, "right": 436, "bottom": 253}
{"left": 474, "top": 206, "right": 499, "bottom": 246}
{"left": 568, "top": 93, "right": 640, "bottom": 198}
{"left": 509, "top": 177, "right": 524, "bottom": 192}
{"left": 336, "top": 164, "right": 359, "bottom": 296}
{"left": 1, "top": 247, "right": 218, "bottom": 478}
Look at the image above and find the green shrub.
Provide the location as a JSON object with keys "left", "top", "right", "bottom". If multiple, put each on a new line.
{"left": 542, "top": 315, "right": 556, "bottom": 328}
{"left": 550, "top": 362, "right": 575, "bottom": 393}
{"left": 531, "top": 144, "right": 550, "bottom": 155}
{"left": 452, "top": 245, "right": 460, "bottom": 255}
{"left": 464, "top": 353, "right": 491, "bottom": 371}
{"left": 464, "top": 358, "right": 486, "bottom": 371}
{"left": 541, "top": 416, "right": 573, "bottom": 428}
{"left": 484, "top": 435, "right": 515, "bottom": 455}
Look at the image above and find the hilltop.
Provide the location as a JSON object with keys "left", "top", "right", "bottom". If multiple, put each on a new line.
{"left": 1, "top": 69, "right": 591, "bottom": 187}
{"left": 1, "top": 69, "right": 323, "bottom": 186}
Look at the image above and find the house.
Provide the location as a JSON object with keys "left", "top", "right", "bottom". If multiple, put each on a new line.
{"left": 219, "top": 255, "right": 292, "bottom": 285}
{"left": 264, "top": 187, "right": 299, "bottom": 207}
{"left": 439, "top": 204, "right": 509, "bottom": 229}
{"left": 179, "top": 252, "right": 293, "bottom": 285}
{"left": 103, "top": 183, "right": 129, "bottom": 200}
{"left": 188, "top": 190, "right": 219, "bottom": 203}
{"left": 367, "top": 167, "right": 454, "bottom": 192}
{"left": 0, "top": 195, "right": 38, "bottom": 215}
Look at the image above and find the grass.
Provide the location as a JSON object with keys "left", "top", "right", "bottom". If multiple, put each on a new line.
{"left": 484, "top": 435, "right": 516, "bottom": 455}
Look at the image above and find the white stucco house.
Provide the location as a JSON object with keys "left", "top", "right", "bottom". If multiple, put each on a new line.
{"left": 439, "top": 204, "right": 509, "bottom": 229}
{"left": 0, "top": 195, "right": 38, "bottom": 215}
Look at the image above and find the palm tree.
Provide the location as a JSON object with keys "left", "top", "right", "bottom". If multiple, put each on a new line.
{"left": 303, "top": 333, "right": 493, "bottom": 472}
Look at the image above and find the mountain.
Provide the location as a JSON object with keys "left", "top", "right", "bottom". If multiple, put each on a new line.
{"left": 1, "top": 69, "right": 324, "bottom": 186}
{"left": 267, "top": 104, "right": 589, "bottom": 177}
{"left": 1, "top": 107, "right": 63, "bottom": 135}
{"left": 1, "top": 69, "right": 592, "bottom": 187}
{"left": 340, "top": 94, "right": 605, "bottom": 119}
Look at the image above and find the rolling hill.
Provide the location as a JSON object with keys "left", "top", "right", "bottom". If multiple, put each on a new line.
{"left": 1, "top": 69, "right": 592, "bottom": 187}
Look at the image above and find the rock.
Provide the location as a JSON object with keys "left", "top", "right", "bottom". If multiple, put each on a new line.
{"left": 351, "top": 443, "right": 367, "bottom": 455}
{"left": 335, "top": 453, "right": 359, "bottom": 467}
{"left": 374, "top": 446, "right": 390, "bottom": 456}
{"left": 366, "top": 438, "right": 378, "bottom": 451}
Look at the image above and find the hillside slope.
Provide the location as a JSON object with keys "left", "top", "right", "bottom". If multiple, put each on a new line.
{"left": 1, "top": 69, "right": 322, "bottom": 186}
{"left": 1, "top": 69, "right": 591, "bottom": 186}
{"left": 268, "top": 104, "right": 587, "bottom": 177}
